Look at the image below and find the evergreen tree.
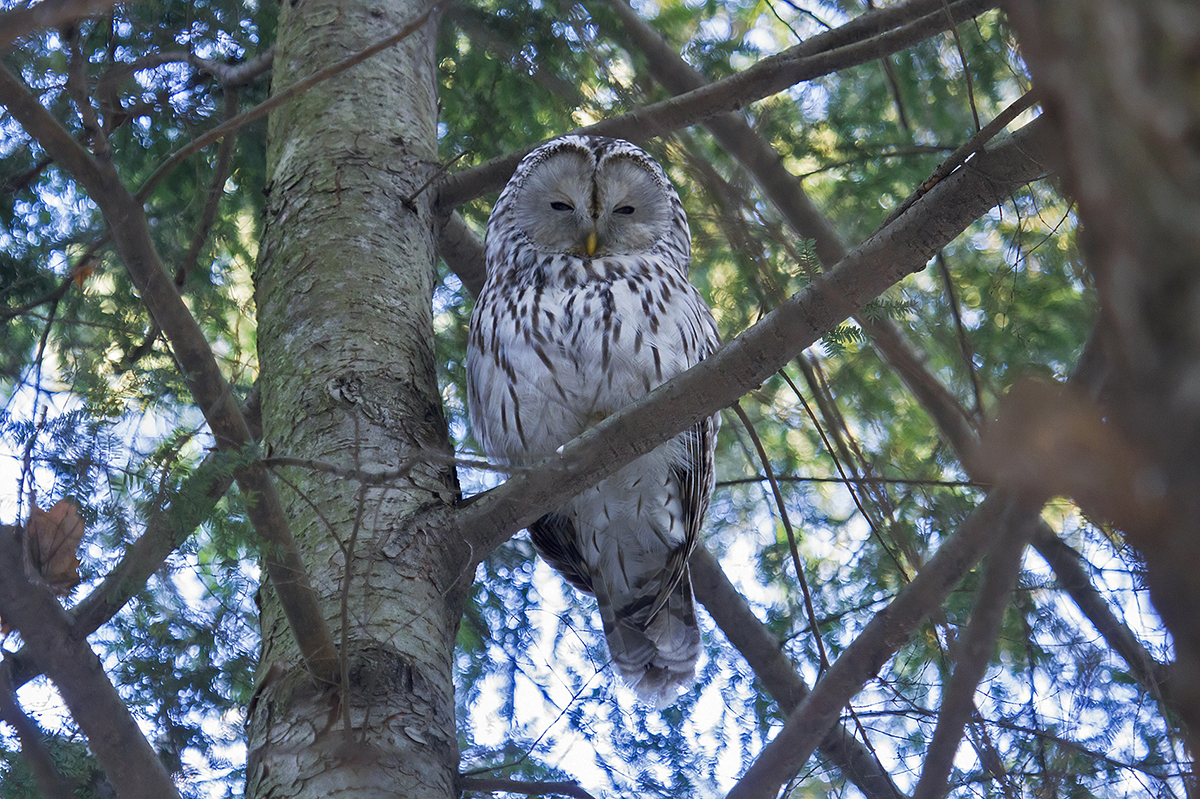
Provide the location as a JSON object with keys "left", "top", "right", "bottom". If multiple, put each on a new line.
{"left": 0, "top": 0, "right": 1191, "bottom": 797}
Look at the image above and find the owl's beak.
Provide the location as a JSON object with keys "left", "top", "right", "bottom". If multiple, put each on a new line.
{"left": 585, "top": 230, "right": 599, "bottom": 256}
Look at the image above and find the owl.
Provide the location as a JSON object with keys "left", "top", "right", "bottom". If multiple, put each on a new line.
{"left": 466, "top": 136, "right": 720, "bottom": 706}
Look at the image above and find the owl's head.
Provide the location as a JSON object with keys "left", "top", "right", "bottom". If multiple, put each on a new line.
{"left": 491, "top": 136, "right": 689, "bottom": 263}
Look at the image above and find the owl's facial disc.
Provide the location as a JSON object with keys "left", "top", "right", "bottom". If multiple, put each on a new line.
{"left": 512, "top": 149, "right": 596, "bottom": 255}
{"left": 513, "top": 148, "right": 675, "bottom": 258}
{"left": 592, "top": 157, "right": 673, "bottom": 256}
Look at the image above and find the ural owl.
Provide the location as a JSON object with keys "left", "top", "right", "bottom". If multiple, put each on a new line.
{"left": 467, "top": 136, "right": 720, "bottom": 706}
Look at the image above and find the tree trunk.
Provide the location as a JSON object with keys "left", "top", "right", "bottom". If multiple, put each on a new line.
{"left": 247, "top": 1, "right": 462, "bottom": 796}
{"left": 1005, "top": 0, "right": 1200, "bottom": 745}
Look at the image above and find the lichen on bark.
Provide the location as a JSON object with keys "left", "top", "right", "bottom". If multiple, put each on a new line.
{"left": 247, "top": 1, "right": 463, "bottom": 796}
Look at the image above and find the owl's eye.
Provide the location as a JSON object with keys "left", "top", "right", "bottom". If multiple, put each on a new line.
{"left": 550, "top": 201, "right": 574, "bottom": 211}
{"left": 613, "top": 205, "right": 636, "bottom": 215}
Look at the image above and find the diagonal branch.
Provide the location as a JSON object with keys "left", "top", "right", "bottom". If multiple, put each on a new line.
{"left": 723, "top": 490, "right": 1039, "bottom": 799}
{"left": 690, "top": 548, "right": 904, "bottom": 799}
{"left": 6, "top": 388, "right": 260, "bottom": 692}
{"left": 0, "top": 526, "right": 181, "bottom": 799}
{"left": 911, "top": 497, "right": 1040, "bottom": 799}
{"left": 454, "top": 117, "right": 1052, "bottom": 565}
{"left": 0, "top": 664, "right": 75, "bottom": 799}
{"left": 0, "top": 0, "right": 121, "bottom": 49}
{"left": 1029, "top": 526, "right": 1173, "bottom": 703}
{"left": 0, "top": 64, "right": 340, "bottom": 684}
{"left": 444, "top": 117, "right": 1049, "bottom": 799}
{"left": 437, "top": 0, "right": 998, "bottom": 211}
{"left": 593, "top": 0, "right": 991, "bottom": 462}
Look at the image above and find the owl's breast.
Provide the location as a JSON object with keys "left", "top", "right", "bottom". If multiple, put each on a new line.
{"left": 467, "top": 254, "right": 718, "bottom": 462}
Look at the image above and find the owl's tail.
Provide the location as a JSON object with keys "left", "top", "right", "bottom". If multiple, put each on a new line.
{"left": 596, "top": 568, "right": 701, "bottom": 708}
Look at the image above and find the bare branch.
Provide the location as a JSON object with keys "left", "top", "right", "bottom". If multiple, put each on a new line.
{"left": 690, "top": 548, "right": 905, "bottom": 799}
{"left": 437, "top": 0, "right": 998, "bottom": 211}
{"left": 0, "top": 0, "right": 121, "bottom": 49}
{"left": 453, "top": 118, "right": 1052, "bottom": 561}
{"left": 438, "top": 211, "right": 487, "bottom": 294}
{"left": 0, "top": 526, "right": 182, "bottom": 799}
{"left": 881, "top": 89, "right": 1040, "bottom": 228}
{"left": 911, "top": 498, "right": 1039, "bottom": 799}
{"left": 723, "top": 491, "right": 1037, "bottom": 799}
{"left": 459, "top": 776, "right": 599, "bottom": 799}
{"left": 0, "top": 664, "right": 75, "bottom": 799}
{"left": 0, "top": 63, "right": 341, "bottom": 685}
{"left": 717, "top": 475, "right": 983, "bottom": 488}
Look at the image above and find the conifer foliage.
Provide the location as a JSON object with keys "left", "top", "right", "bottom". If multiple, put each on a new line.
{"left": 0, "top": 0, "right": 1194, "bottom": 797}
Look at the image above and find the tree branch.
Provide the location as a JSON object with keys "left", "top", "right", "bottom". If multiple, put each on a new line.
{"left": 453, "top": 118, "right": 1052, "bottom": 561}
{"left": 0, "top": 63, "right": 341, "bottom": 685}
{"left": 690, "top": 548, "right": 904, "bottom": 799}
{"left": 593, "top": 0, "right": 991, "bottom": 464}
{"left": 437, "top": 0, "right": 998, "bottom": 211}
{"left": 0, "top": 0, "right": 121, "bottom": 49}
{"left": 6, "top": 388, "right": 260, "bottom": 692}
{"left": 458, "top": 776, "right": 598, "bottom": 799}
{"left": 0, "top": 526, "right": 181, "bottom": 799}
{"left": 722, "top": 490, "right": 1037, "bottom": 799}
{"left": 1029, "top": 526, "right": 1173, "bottom": 703}
{"left": 911, "top": 498, "right": 1040, "bottom": 799}
{"left": 0, "top": 664, "right": 75, "bottom": 799}
{"left": 1004, "top": 0, "right": 1200, "bottom": 742}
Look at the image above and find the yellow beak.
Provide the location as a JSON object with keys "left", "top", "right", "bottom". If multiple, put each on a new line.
{"left": 585, "top": 230, "right": 598, "bottom": 256}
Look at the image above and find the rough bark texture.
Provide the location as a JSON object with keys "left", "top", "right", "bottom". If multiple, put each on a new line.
{"left": 1004, "top": 0, "right": 1200, "bottom": 743}
{"left": 247, "top": 1, "right": 463, "bottom": 797}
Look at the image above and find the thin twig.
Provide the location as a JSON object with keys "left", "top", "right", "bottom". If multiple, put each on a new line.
{"left": 399, "top": 150, "right": 467, "bottom": 213}
{"left": 263, "top": 451, "right": 525, "bottom": 486}
{"left": 733, "top": 401, "right": 830, "bottom": 672}
{"left": 778, "top": 368, "right": 910, "bottom": 581}
{"left": 941, "top": 0, "right": 980, "bottom": 132}
{"left": 459, "top": 668, "right": 605, "bottom": 777}
{"left": 936, "top": 251, "right": 984, "bottom": 419}
{"left": 881, "top": 88, "right": 1039, "bottom": 228}
{"left": 717, "top": 475, "right": 983, "bottom": 488}
{"left": 136, "top": 0, "right": 446, "bottom": 202}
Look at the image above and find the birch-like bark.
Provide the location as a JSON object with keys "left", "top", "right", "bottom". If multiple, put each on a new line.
{"left": 247, "top": 1, "right": 463, "bottom": 797}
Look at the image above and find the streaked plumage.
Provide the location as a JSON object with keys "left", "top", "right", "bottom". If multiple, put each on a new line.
{"left": 466, "top": 136, "right": 720, "bottom": 706}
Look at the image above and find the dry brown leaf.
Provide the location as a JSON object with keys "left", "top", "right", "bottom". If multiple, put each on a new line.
{"left": 26, "top": 498, "right": 85, "bottom": 595}
{"left": 72, "top": 262, "right": 95, "bottom": 290}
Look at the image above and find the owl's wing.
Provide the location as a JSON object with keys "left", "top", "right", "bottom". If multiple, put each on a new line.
{"left": 649, "top": 412, "right": 716, "bottom": 619}
{"left": 529, "top": 513, "right": 594, "bottom": 594}
{"left": 528, "top": 412, "right": 714, "bottom": 611}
